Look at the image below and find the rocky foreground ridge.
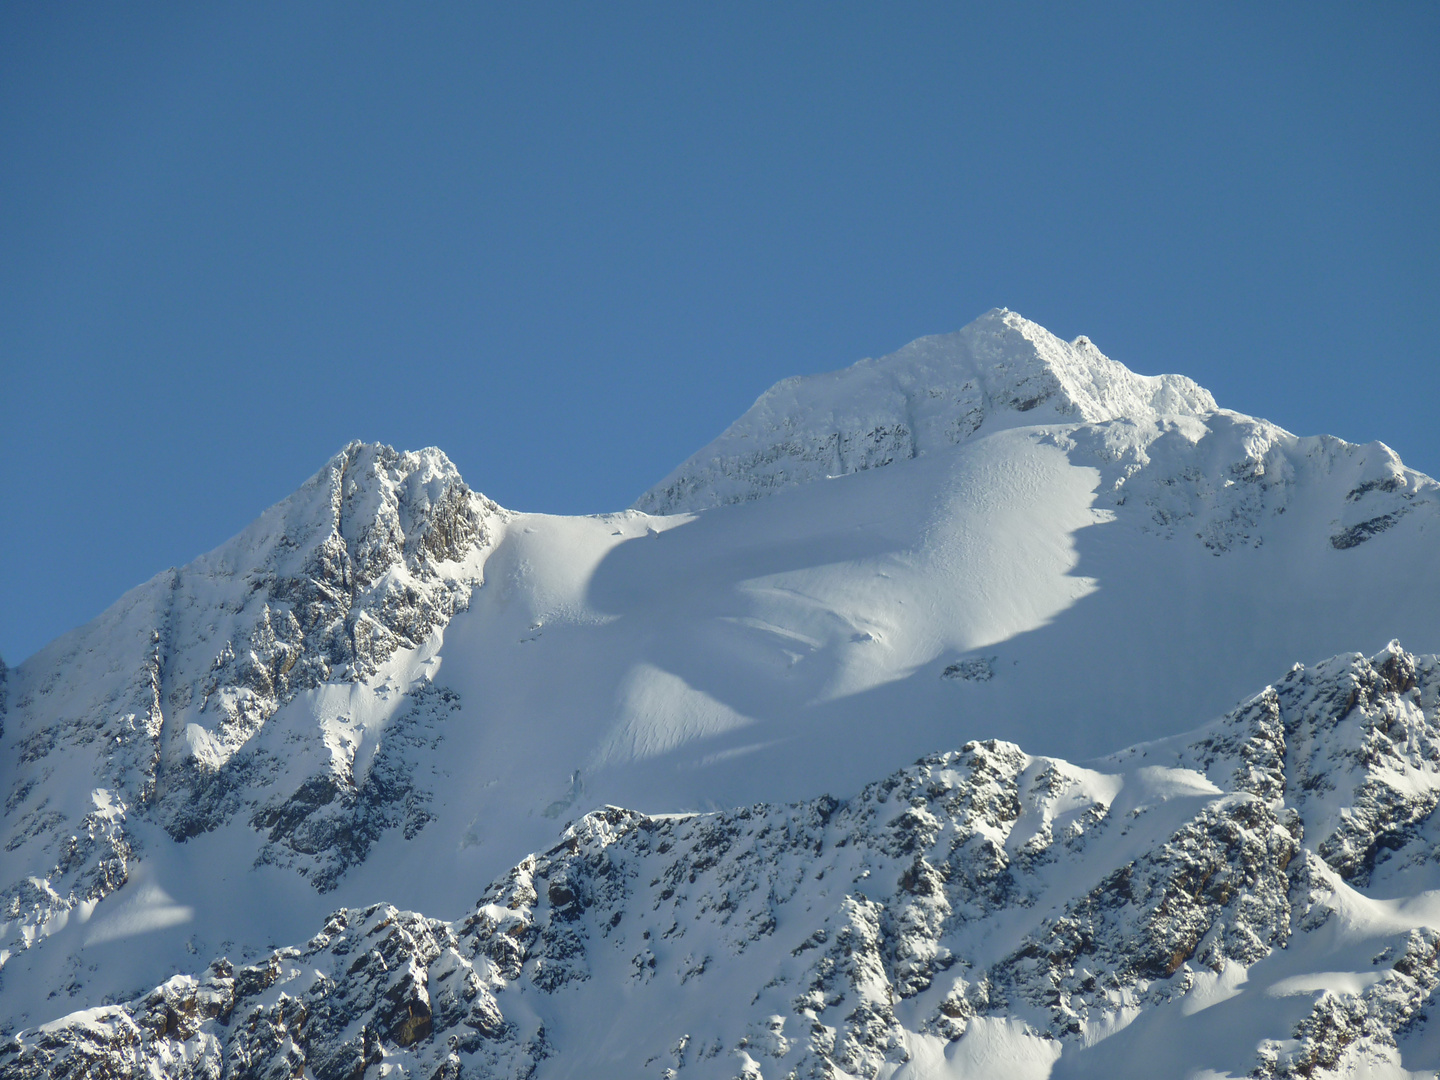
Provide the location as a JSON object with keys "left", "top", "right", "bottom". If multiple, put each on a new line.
{"left": 10, "top": 644, "right": 1440, "bottom": 1079}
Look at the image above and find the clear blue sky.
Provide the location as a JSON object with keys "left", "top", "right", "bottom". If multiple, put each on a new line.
{"left": 2, "top": 3, "right": 1437, "bottom": 664}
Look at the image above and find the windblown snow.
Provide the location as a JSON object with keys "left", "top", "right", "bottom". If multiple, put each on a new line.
{"left": 3, "top": 309, "right": 1440, "bottom": 1078}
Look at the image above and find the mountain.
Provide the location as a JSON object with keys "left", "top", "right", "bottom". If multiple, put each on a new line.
{"left": 2, "top": 309, "right": 1439, "bottom": 1076}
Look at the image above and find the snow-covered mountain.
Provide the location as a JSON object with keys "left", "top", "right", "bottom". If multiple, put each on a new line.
{"left": 634, "top": 315, "right": 1217, "bottom": 516}
{"left": 3, "top": 309, "right": 1440, "bottom": 1077}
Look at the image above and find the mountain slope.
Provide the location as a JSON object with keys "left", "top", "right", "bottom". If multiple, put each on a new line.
{"left": 2, "top": 311, "right": 1439, "bottom": 1042}
{"left": 9, "top": 644, "right": 1440, "bottom": 1079}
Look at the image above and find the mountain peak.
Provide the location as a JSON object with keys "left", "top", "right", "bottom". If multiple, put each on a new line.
{"left": 634, "top": 309, "right": 1216, "bottom": 515}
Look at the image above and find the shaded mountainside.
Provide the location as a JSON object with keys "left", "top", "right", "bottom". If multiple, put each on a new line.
{"left": 12, "top": 645, "right": 1440, "bottom": 1079}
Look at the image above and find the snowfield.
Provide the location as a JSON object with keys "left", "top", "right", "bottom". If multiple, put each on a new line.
{"left": 3, "top": 309, "right": 1440, "bottom": 1077}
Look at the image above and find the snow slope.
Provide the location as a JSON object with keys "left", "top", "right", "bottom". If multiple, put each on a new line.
{"left": 2, "top": 310, "right": 1439, "bottom": 1059}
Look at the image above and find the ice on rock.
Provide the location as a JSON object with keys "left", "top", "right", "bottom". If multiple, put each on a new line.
{"left": 637, "top": 309, "right": 1439, "bottom": 561}
{"left": 0, "top": 441, "right": 500, "bottom": 997}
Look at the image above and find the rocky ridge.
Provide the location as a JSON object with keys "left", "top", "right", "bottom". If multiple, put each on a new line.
{"left": 0, "top": 443, "right": 500, "bottom": 981}
{"left": 1053, "top": 411, "right": 1437, "bottom": 556}
{"left": 10, "top": 644, "right": 1440, "bottom": 1079}
{"left": 6, "top": 311, "right": 1440, "bottom": 1073}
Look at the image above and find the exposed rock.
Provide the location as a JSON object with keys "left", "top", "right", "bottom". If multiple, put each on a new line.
{"left": 941, "top": 657, "right": 994, "bottom": 683}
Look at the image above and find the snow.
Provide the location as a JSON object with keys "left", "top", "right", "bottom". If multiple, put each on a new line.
{"left": 81, "top": 864, "right": 193, "bottom": 946}
{"left": 19, "top": 649, "right": 1440, "bottom": 1077}
{"left": 891, "top": 1020, "right": 1063, "bottom": 1079}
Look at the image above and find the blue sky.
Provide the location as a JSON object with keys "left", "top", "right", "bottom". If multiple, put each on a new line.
{"left": 2, "top": 3, "right": 1437, "bottom": 663}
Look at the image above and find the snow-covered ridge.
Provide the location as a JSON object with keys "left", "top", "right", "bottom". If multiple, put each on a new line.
{"left": 0, "top": 442, "right": 500, "bottom": 980}
{"left": 636, "top": 309, "right": 1439, "bottom": 561}
{"left": 10, "top": 644, "right": 1440, "bottom": 1079}
{"left": 634, "top": 308, "right": 1217, "bottom": 514}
